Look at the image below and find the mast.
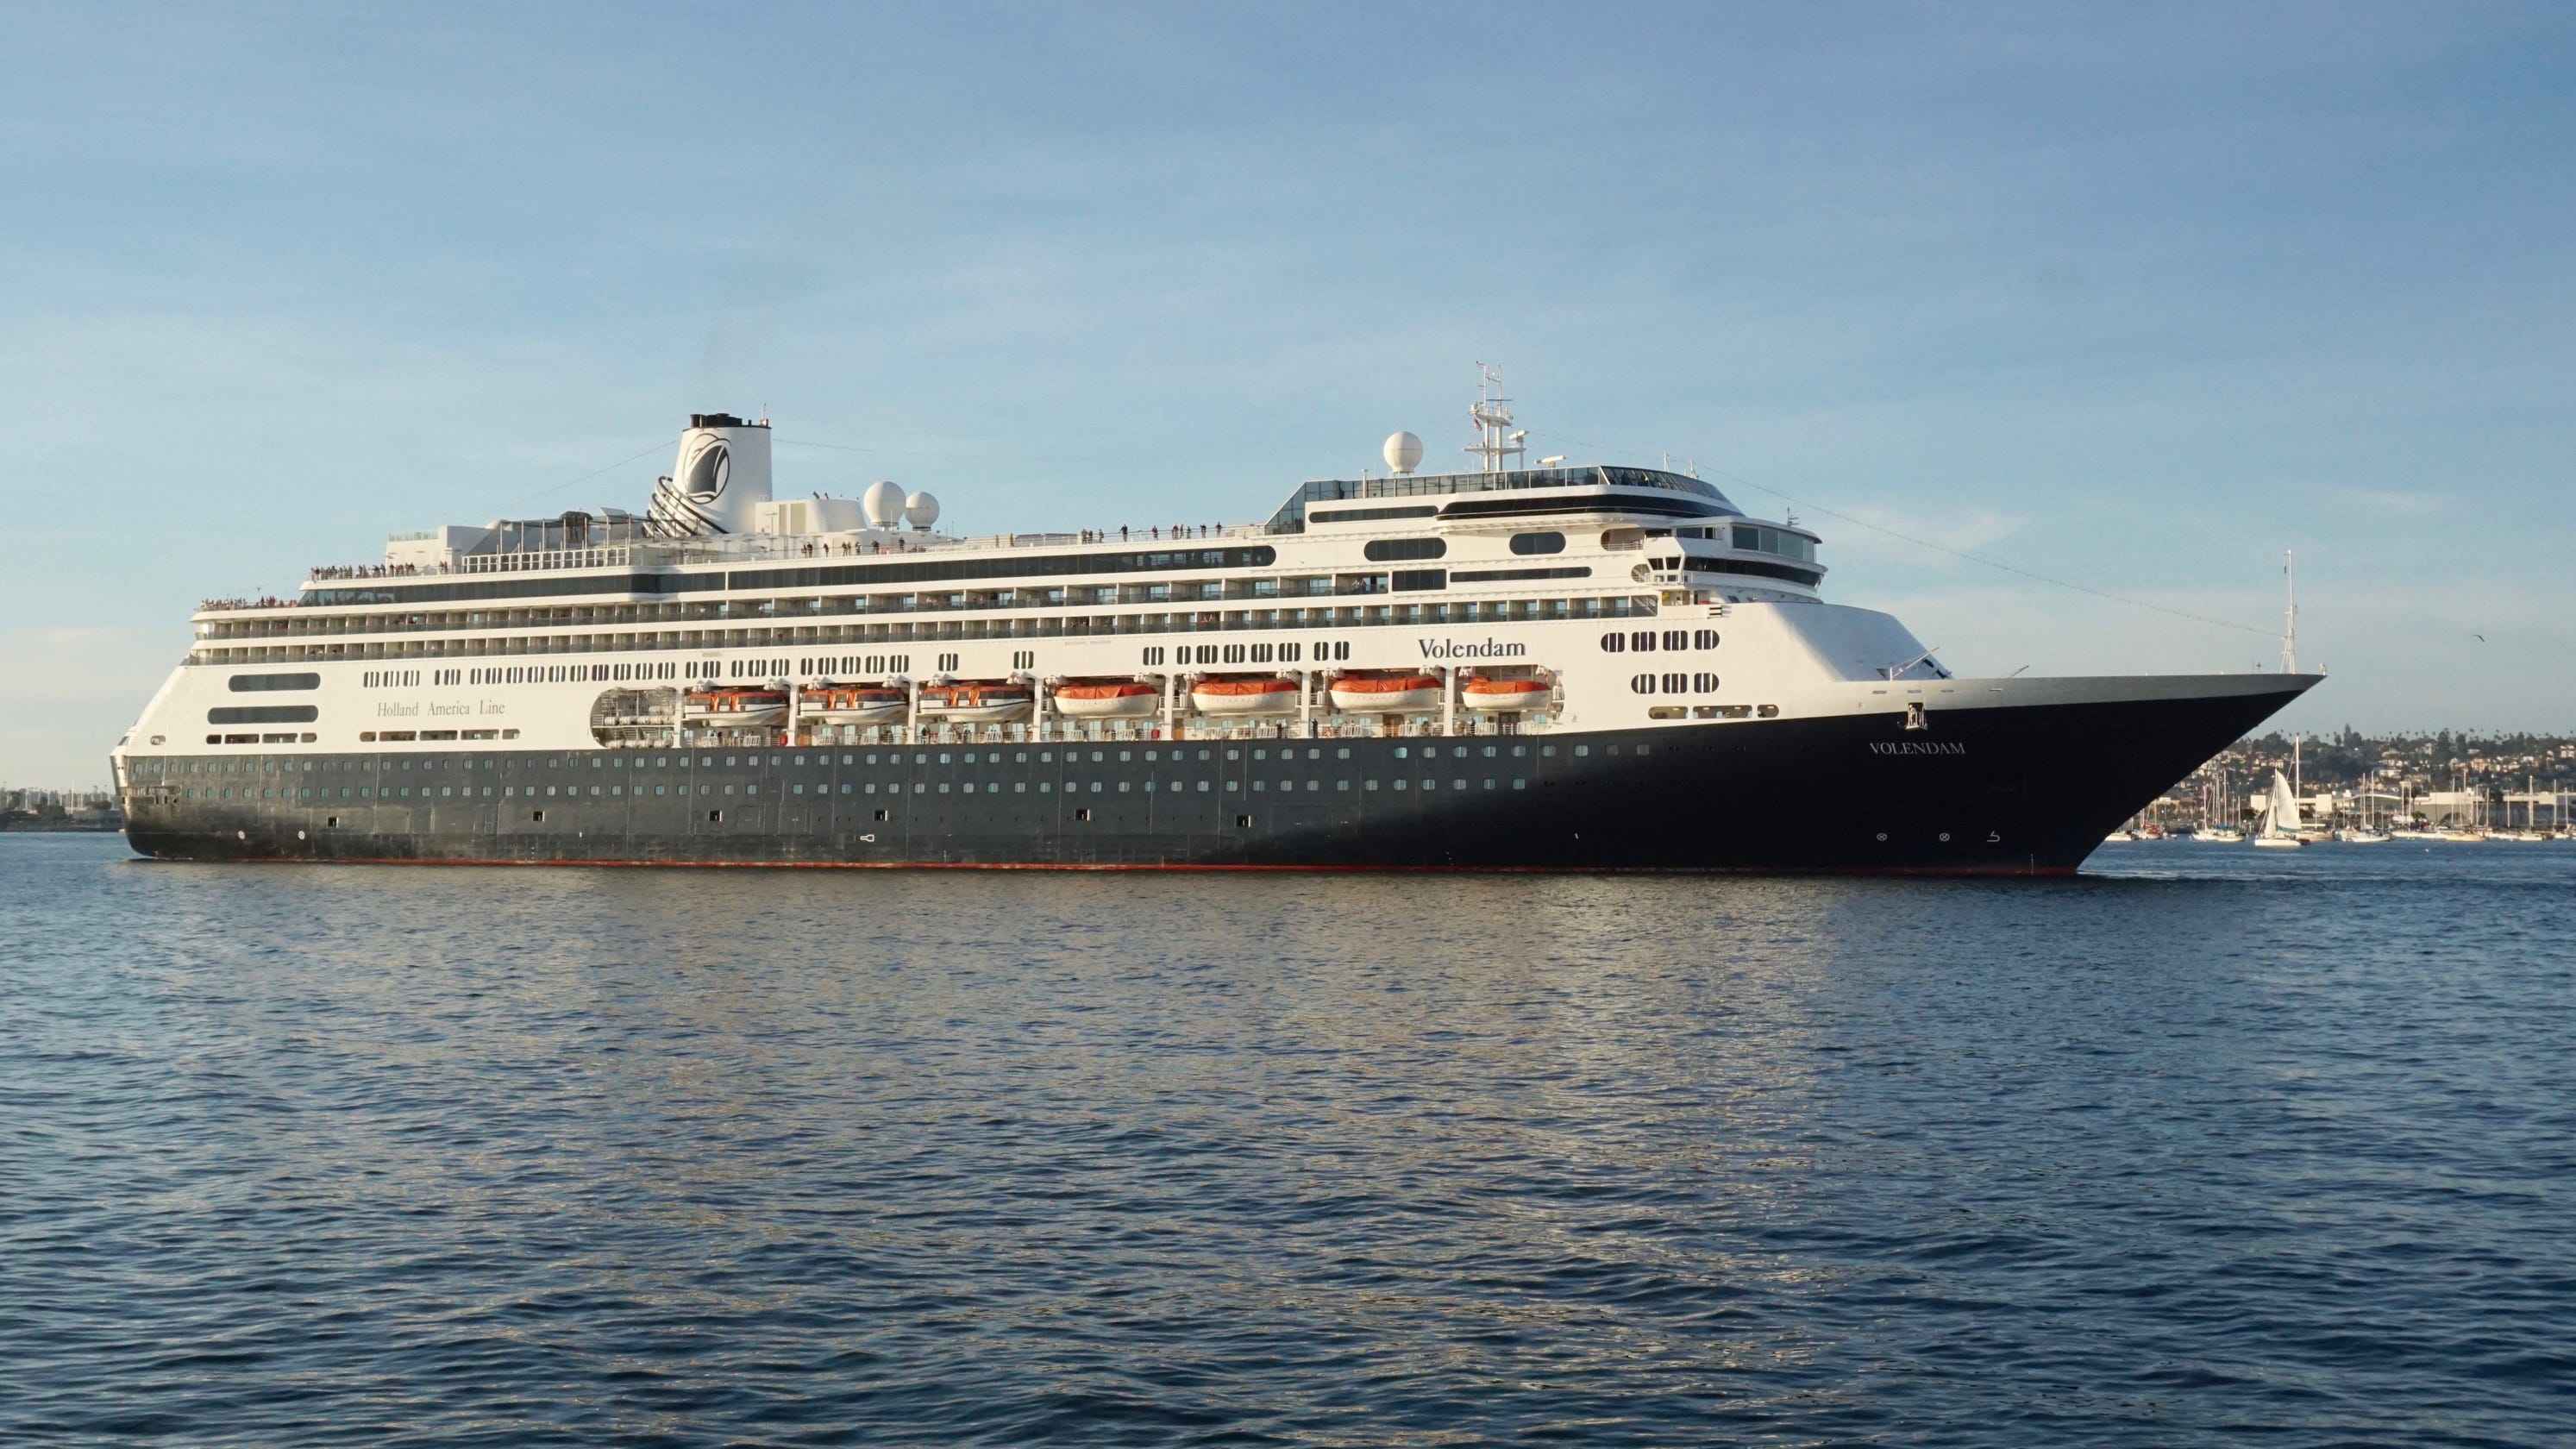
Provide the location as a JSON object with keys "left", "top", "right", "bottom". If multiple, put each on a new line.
{"left": 2281, "top": 549, "right": 2297, "bottom": 674}
{"left": 1465, "top": 364, "right": 1526, "bottom": 474}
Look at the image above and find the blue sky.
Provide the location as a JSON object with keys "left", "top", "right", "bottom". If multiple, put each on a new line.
{"left": 5, "top": 3, "right": 2572, "bottom": 785}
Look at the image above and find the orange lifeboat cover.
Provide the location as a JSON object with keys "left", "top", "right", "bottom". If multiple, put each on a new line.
{"left": 1334, "top": 674, "right": 1444, "bottom": 693}
{"left": 1057, "top": 681, "right": 1158, "bottom": 699}
{"left": 1194, "top": 677, "right": 1299, "bottom": 695}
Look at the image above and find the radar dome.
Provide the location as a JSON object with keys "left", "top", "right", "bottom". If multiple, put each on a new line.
{"left": 862, "top": 480, "right": 906, "bottom": 528}
{"left": 1383, "top": 430, "right": 1424, "bottom": 475}
{"left": 902, "top": 490, "right": 941, "bottom": 531}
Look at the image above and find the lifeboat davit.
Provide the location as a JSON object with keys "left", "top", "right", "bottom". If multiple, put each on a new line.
{"left": 1190, "top": 676, "right": 1301, "bottom": 715}
{"left": 682, "top": 686, "right": 789, "bottom": 727}
{"left": 801, "top": 682, "right": 907, "bottom": 725}
{"left": 918, "top": 681, "right": 1036, "bottom": 724}
{"left": 1329, "top": 673, "right": 1445, "bottom": 713}
{"left": 1054, "top": 680, "right": 1162, "bottom": 718}
{"left": 1460, "top": 676, "right": 1551, "bottom": 712}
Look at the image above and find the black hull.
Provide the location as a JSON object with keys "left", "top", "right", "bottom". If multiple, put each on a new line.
{"left": 123, "top": 687, "right": 2304, "bottom": 876}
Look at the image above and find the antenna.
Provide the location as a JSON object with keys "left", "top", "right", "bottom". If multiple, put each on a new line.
{"left": 2282, "top": 549, "right": 2298, "bottom": 674}
{"left": 1465, "top": 364, "right": 1526, "bottom": 474}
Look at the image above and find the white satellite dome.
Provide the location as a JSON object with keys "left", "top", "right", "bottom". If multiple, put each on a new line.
{"left": 1383, "top": 430, "right": 1424, "bottom": 475}
{"left": 902, "top": 490, "right": 941, "bottom": 531}
{"left": 861, "top": 480, "right": 906, "bottom": 529}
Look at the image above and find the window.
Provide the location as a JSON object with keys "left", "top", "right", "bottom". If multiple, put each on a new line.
{"left": 1663, "top": 673, "right": 1687, "bottom": 693}
{"left": 1012, "top": 650, "right": 1035, "bottom": 669}
{"left": 1663, "top": 630, "right": 1688, "bottom": 650}
{"left": 1600, "top": 632, "right": 1626, "bottom": 653}
{"left": 1631, "top": 674, "right": 1657, "bottom": 694}
{"left": 1390, "top": 569, "right": 1446, "bottom": 592}
{"left": 1693, "top": 672, "right": 1720, "bottom": 692}
{"left": 1632, "top": 630, "right": 1656, "bottom": 652}
{"left": 229, "top": 672, "right": 319, "bottom": 693}
{"left": 1694, "top": 629, "right": 1720, "bottom": 649}
{"left": 1509, "top": 531, "right": 1566, "bottom": 555}
{"left": 1142, "top": 646, "right": 1166, "bottom": 666}
{"left": 1363, "top": 537, "right": 1446, "bottom": 562}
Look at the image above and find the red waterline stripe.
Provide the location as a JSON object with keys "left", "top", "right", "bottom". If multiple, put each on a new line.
{"left": 135, "top": 851, "right": 2074, "bottom": 878}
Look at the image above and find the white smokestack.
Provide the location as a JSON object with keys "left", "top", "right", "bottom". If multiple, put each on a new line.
{"left": 649, "top": 412, "right": 772, "bottom": 536}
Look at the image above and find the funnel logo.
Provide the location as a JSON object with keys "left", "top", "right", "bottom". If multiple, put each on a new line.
{"left": 680, "top": 438, "right": 730, "bottom": 504}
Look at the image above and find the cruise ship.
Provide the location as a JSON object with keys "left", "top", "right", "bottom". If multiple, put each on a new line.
{"left": 110, "top": 380, "right": 2317, "bottom": 873}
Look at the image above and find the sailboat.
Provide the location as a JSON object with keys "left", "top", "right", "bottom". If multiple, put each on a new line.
{"left": 2252, "top": 768, "right": 2304, "bottom": 848}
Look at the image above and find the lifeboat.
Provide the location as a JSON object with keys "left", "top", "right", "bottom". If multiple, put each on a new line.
{"left": 1460, "top": 675, "right": 1551, "bottom": 712}
{"left": 917, "top": 680, "right": 1035, "bottom": 724}
{"left": 801, "top": 682, "right": 908, "bottom": 725}
{"left": 1328, "top": 673, "right": 1445, "bottom": 713}
{"left": 1053, "top": 679, "right": 1162, "bottom": 718}
{"left": 681, "top": 686, "right": 788, "bottom": 727}
{"left": 1190, "top": 676, "right": 1301, "bottom": 715}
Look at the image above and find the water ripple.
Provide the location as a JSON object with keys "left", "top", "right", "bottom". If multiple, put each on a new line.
{"left": 2, "top": 837, "right": 2572, "bottom": 1445}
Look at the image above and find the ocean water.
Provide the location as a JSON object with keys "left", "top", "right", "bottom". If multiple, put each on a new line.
{"left": 3, "top": 834, "right": 2571, "bottom": 1446}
